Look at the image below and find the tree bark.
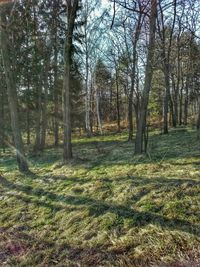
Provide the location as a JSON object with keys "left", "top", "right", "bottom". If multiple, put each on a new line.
{"left": 85, "top": 54, "right": 91, "bottom": 136}
{"left": 0, "top": 86, "right": 5, "bottom": 153}
{"left": 116, "top": 74, "right": 121, "bottom": 132}
{"left": 26, "top": 82, "right": 31, "bottom": 145}
{"left": 184, "top": 76, "right": 189, "bottom": 125}
{"left": 34, "top": 83, "right": 42, "bottom": 152}
{"left": 128, "top": 90, "right": 133, "bottom": 141}
{"left": 63, "top": 0, "right": 79, "bottom": 161}
{"left": 197, "top": 102, "right": 200, "bottom": 140}
{"left": 40, "top": 74, "right": 48, "bottom": 150}
{"left": 179, "top": 84, "right": 183, "bottom": 126}
{"left": 1, "top": 8, "right": 28, "bottom": 171}
{"left": 54, "top": 46, "right": 59, "bottom": 146}
{"left": 135, "top": 0, "right": 157, "bottom": 154}
{"left": 96, "top": 87, "right": 103, "bottom": 134}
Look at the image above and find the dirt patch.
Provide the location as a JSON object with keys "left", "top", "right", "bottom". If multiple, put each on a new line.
{"left": 0, "top": 227, "right": 31, "bottom": 265}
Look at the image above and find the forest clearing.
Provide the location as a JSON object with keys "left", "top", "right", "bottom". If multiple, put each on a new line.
{"left": 0, "top": 0, "right": 200, "bottom": 266}
{"left": 0, "top": 129, "right": 200, "bottom": 266}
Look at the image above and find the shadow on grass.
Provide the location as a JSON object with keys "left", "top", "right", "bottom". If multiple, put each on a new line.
{"left": 27, "top": 171, "right": 92, "bottom": 185}
{"left": 0, "top": 226, "right": 117, "bottom": 267}
{"left": 1, "top": 130, "right": 199, "bottom": 173}
{"left": 0, "top": 175, "right": 199, "bottom": 238}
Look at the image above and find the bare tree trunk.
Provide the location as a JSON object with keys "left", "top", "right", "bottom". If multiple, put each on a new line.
{"left": 84, "top": 19, "right": 92, "bottom": 137}
{"left": 163, "top": 64, "right": 176, "bottom": 132}
{"left": 1, "top": 9, "right": 28, "bottom": 171}
{"left": 34, "top": 84, "right": 42, "bottom": 152}
{"left": 63, "top": 0, "right": 79, "bottom": 161}
{"left": 90, "top": 81, "right": 94, "bottom": 134}
{"left": 179, "top": 85, "right": 183, "bottom": 126}
{"left": 158, "top": 0, "right": 177, "bottom": 132}
{"left": 40, "top": 68, "right": 48, "bottom": 150}
{"left": 197, "top": 102, "right": 200, "bottom": 140}
{"left": 128, "top": 90, "right": 133, "bottom": 141}
{"left": 179, "top": 70, "right": 184, "bottom": 126}
{"left": 163, "top": 88, "right": 169, "bottom": 134}
{"left": 163, "top": 68, "right": 170, "bottom": 133}
{"left": 0, "top": 87, "right": 5, "bottom": 153}
{"left": 124, "top": 12, "right": 142, "bottom": 141}
{"left": 85, "top": 57, "right": 91, "bottom": 136}
{"left": 96, "top": 88, "right": 102, "bottom": 134}
{"left": 63, "top": 47, "right": 72, "bottom": 160}
{"left": 54, "top": 46, "right": 59, "bottom": 146}
{"left": 26, "top": 83, "right": 31, "bottom": 145}
{"left": 134, "top": 73, "right": 140, "bottom": 130}
{"left": 116, "top": 75, "right": 121, "bottom": 132}
{"left": 135, "top": 0, "right": 157, "bottom": 154}
{"left": 176, "top": 31, "right": 181, "bottom": 126}
{"left": 184, "top": 77, "right": 189, "bottom": 125}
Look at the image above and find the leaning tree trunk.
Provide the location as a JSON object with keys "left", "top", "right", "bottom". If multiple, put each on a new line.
{"left": 135, "top": 0, "right": 157, "bottom": 154}
{"left": 0, "top": 8, "right": 28, "bottom": 171}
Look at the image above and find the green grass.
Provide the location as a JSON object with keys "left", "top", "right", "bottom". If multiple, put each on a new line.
{"left": 0, "top": 129, "right": 200, "bottom": 266}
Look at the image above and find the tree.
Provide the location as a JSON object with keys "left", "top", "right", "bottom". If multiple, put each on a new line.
{"left": 63, "top": 0, "right": 79, "bottom": 161}
{"left": 157, "top": 1, "right": 177, "bottom": 133}
{"left": 135, "top": 0, "right": 157, "bottom": 154}
{"left": 0, "top": 2, "right": 29, "bottom": 171}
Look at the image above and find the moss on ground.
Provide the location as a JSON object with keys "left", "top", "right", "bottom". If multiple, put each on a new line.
{"left": 0, "top": 128, "right": 200, "bottom": 266}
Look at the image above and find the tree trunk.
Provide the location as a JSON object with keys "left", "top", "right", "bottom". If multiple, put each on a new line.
{"left": 128, "top": 91, "right": 133, "bottom": 141}
{"left": 26, "top": 77, "right": 31, "bottom": 145}
{"left": 85, "top": 57, "right": 91, "bottom": 136}
{"left": 116, "top": 75, "right": 121, "bottom": 132}
{"left": 0, "top": 87, "right": 5, "bottom": 153}
{"left": 162, "top": 57, "right": 176, "bottom": 131}
{"left": 40, "top": 61, "right": 49, "bottom": 150}
{"left": 184, "top": 77, "right": 189, "bottom": 125}
{"left": 54, "top": 46, "right": 59, "bottom": 146}
{"left": 96, "top": 88, "right": 103, "bottom": 134}
{"left": 63, "top": 46, "right": 73, "bottom": 160}
{"left": 63, "top": 0, "right": 79, "bottom": 161}
{"left": 179, "top": 84, "right": 183, "bottom": 126}
{"left": 197, "top": 102, "right": 200, "bottom": 139}
{"left": 135, "top": 0, "right": 157, "bottom": 154}
{"left": 34, "top": 84, "right": 42, "bottom": 152}
{"left": 126, "top": 13, "right": 142, "bottom": 141}
{"left": 176, "top": 33, "right": 181, "bottom": 126}
{"left": 163, "top": 88, "right": 169, "bottom": 134}
{"left": 1, "top": 9, "right": 28, "bottom": 171}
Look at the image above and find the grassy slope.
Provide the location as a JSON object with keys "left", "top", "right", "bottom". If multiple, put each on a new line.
{"left": 0, "top": 129, "right": 200, "bottom": 266}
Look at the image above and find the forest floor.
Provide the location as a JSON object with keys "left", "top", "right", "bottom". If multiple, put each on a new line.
{"left": 0, "top": 128, "right": 200, "bottom": 267}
